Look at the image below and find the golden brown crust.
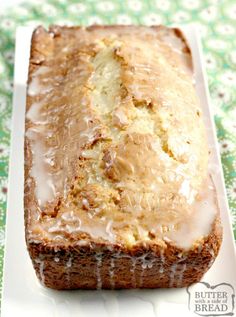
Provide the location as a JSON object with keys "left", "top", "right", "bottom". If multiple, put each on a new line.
{"left": 27, "top": 216, "right": 222, "bottom": 289}
{"left": 25, "top": 25, "right": 222, "bottom": 289}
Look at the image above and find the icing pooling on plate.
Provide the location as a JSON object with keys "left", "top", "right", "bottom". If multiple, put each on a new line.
{"left": 25, "top": 26, "right": 217, "bottom": 250}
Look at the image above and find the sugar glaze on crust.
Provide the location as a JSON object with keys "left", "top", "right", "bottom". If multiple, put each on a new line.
{"left": 25, "top": 25, "right": 222, "bottom": 289}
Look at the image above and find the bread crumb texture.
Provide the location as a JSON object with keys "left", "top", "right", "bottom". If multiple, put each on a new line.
{"left": 25, "top": 26, "right": 217, "bottom": 250}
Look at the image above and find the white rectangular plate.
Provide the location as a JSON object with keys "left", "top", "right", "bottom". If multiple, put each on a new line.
{"left": 2, "top": 26, "right": 236, "bottom": 317}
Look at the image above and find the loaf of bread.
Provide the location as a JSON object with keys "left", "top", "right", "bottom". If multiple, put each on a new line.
{"left": 25, "top": 25, "right": 222, "bottom": 289}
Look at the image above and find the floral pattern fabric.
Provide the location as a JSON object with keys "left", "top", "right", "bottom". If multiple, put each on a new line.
{"left": 0, "top": 0, "right": 235, "bottom": 303}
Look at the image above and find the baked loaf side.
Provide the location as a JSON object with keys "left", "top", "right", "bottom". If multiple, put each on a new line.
{"left": 25, "top": 25, "right": 222, "bottom": 289}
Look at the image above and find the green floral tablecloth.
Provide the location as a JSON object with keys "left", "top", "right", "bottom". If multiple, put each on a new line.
{"left": 0, "top": 0, "right": 235, "bottom": 302}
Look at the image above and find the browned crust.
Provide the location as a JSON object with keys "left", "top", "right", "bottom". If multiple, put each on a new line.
{"left": 25, "top": 25, "right": 222, "bottom": 289}
{"left": 27, "top": 216, "right": 222, "bottom": 289}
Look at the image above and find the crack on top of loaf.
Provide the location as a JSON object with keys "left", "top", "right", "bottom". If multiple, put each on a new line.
{"left": 129, "top": 97, "right": 181, "bottom": 163}
{"left": 89, "top": 38, "right": 185, "bottom": 166}
{"left": 89, "top": 40, "right": 123, "bottom": 135}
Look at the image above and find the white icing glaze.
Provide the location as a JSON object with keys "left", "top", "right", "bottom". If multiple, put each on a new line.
{"left": 160, "top": 30, "right": 193, "bottom": 77}
{"left": 169, "top": 255, "right": 187, "bottom": 287}
{"left": 130, "top": 257, "right": 137, "bottom": 288}
{"left": 54, "top": 256, "right": 60, "bottom": 263}
{"left": 165, "top": 181, "right": 217, "bottom": 249}
{"left": 159, "top": 250, "right": 165, "bottom": 274}
{"left": 26, "top": 101, "right": 44, "bottom": 122}
{"left": 28, "top": 76, "right": 52, "bottom": 97}
{"left": 176, "top": 263, "right": 187, "bottom": 287}
{"left": 28, "top": 66, "right": 52, "bottom": 96}
{"left": 140, "top": 254, "right": 155, "bottom": 269}
{"left": 79, "top": 220, "right": 116, "bottom": 243}
{"left": 28, "top": 77, "right": 40, "bottom": 96}
{"left": 26, "top": 127, "right": 58, "bottom": 206}
{"left": 76, "top": 240, "right": 89, "bottom": 246}
{"left": 105, "top": 220, "right": 114, "bottom": 241}
{"left": 161, "top": 31, "right": 186, "bottom": 54}
{"left": 109, "top": 257, "right": 115, "bottom": 289}
{"left": 139, "top": 267, "right": 144, "bottom": 288}
{"left": 66, "top": 256, "right": 72, "bottom": 268}
{"left": 178, "top": 179, "right": 196, "bottom": 204}
{"left": 206, "top": 244, "right": 215, "bottom": 269}
{"left": 35, "top": 258, "right": 45, "bottom": 285}
{"left": 95, "top": 253, "right": 102, "bottom": 290}
{"left": 169, "top": 263, "right": 177, "bottom": 288}
{"left": 66, "top": 255, "right": 73, "bottom": 288}
{"left": 139, "top": 254, "right": 156, "bottom": 288}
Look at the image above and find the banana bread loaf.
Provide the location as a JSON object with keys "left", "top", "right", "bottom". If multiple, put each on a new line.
{"left": 24, "top": 25, "right": 222, "bottom": 289}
